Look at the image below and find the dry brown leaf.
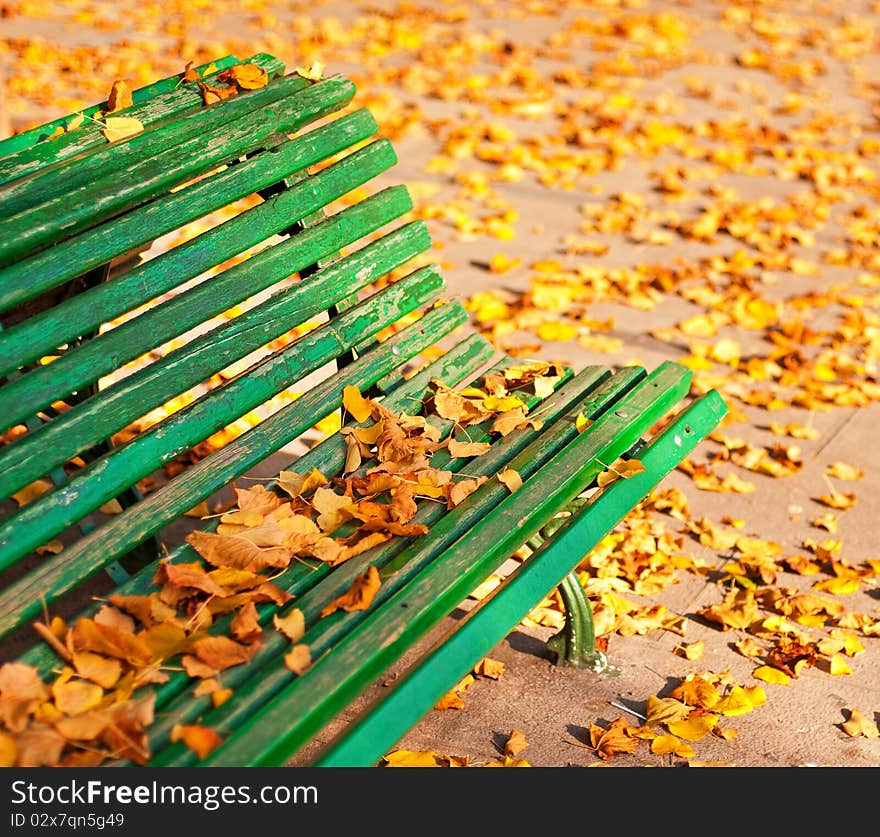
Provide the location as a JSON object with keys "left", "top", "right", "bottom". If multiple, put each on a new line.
{"left": 320, "top": 565, "right": 382, "bottom": 617}
{"left": 498, "top": 468, "right": 523, "bottom": 493}
{"left": 191, "top": 635, "right": 259, "bottom": 671}
{"left": 171, "top": 724, "right": 223, "bottom": 759}
{"left": 505, "top": 729, "right": 528, "bottom": 757}
{"left": 218, "top": 63, "right": 269, "bottom": 90}
{"left": 284, "top": 644, "right": 312, "bottom": 675}
{"left": 473, "top": 657, "right": 505, "bottom": 679}
{"left": 186, "top": 530, "right": 292, "bottom": 572}
{"left": 106, "top": 79, "right": 133, "bottom": 112}
{"left": 273, "top": 608, "right": 306, "bottom": 643}
{"left": 230, "top": 601, "right": 262, "bottom": 643}
{"left": 841, "top": 708, "right": 879, "bottom": 739}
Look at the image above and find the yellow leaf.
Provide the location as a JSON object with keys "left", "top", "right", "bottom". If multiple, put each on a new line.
{"left": 536, "top": 321, "right": 577, "bottom": 342}
{"left": 0, "top": 732, "right": 16, "bottom": 767}
{"left": 170, "top": 724, "right": 223, "bottom": 760}
{"left": 677, "top": 640, "right": 704, "bottom": 660}
{"left": 276, "top": 467, "right": 329, "bottom": 498}
{"left": 51, "top": 677, "right": 104, "bottom": 716}
{"left": 473, "top": 658, "right": 505, "bottom": 679}
{"left": 226, "top": 63, "right": 269, "bottom": 90}
{"left": 273, "top": 609, "right": 306, "bottom": 643}
{"left": 66, "top": 113, "right": 85, "bottom": 132}
{"left": 342, "top": 385, "right": 373, "bottom": 423}
{"left": 713, "top": 684, "right": 762, "bottom": 716}
{"left": 498, "top": 468, "right": 522, "bottom": 493}
{"left": 12, "top": 478, "right": 53, "bottom": 507}
{"left": 824, "top": 462, "right": 863, "bottom": 480}
{"left": 488, "top": 253, "right": 521, "bottom": 274}
{"left": 597, "top": 458, "right": 646, "bottom": 488}
{"left": 295, "top": 61, "right": 324, "bottom": 82}
{"left": 106, "top": 79, "right": 133, "bottom": 113}
{"left": 841, "top": 708, "right": 879, "bottom": 739}
{"left": 666, "top": 713, "right": 718, "bottom": 741}
{"left": 828, "top": 653, "right": 852, "bottom": 676}
{"left": 102, "top": 116, "right": 144, "bottom": 143}
{"left": 651, "top": 734, "right": 696, "bottom": 758}
{"left": 383, "top": 749, "right": 462, "bottom": 767}
{"left": 576, "top": 412, "right": 592, "bottom": 433}
{"left": 485, "top": 755, "right": 531, "bottom": 767}
{"left": 817, "top": 491, "right": 857, "bottom": 510}
{"left": 752, "top": 665, "right": 790, "bottom": 685}
{"left": 646, "top": 695, "right": 692, "bottom": 726}
{"left": 284, "top": 644, "right": 312, "bottom": 675}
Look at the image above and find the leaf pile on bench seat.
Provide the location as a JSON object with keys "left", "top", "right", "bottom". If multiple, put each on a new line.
{"left": 0, "top": 361, "right": 568, "bottom": 767}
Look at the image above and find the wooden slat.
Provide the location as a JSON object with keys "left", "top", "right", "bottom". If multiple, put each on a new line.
{"left": 0, "top": 299, "right": 471, "bottom": 639}
{"left": 0, "top": 75, "right": 356, "bottom": 266}
{"left": 0, "top": 56, "right": 241, "bottom": 159}
{"left": 0, "top": 219, "right": 431, "bottom": 498}
{"left": 0, "top": 145, "right": 403, "bottom": 435}
{"left": 0, "top": 108, "right": 379, "bottom": 323}
{"left": 0, "top": 68, "right": 314, "bottom": 216}
{"left": 0, "top": 261, "right": 444, "bottom": 567}
{"left": 15, "top": 332, "right": 498, "bottom": 677}
{"left": 0, "top": 55, "right": 285, "bottom": 185}
{"left": 315, "top": 390, "right": 730, "bottom": 766}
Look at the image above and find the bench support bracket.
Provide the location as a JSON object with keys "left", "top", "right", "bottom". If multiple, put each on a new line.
{"left": 546, "top": 571, "right": 607, "bottom": 671}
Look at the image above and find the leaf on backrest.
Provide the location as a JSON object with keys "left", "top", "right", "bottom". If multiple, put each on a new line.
{"left": 196, "top": 80, "right": 238, "bottom": 105}
{"left": 219, "top": 63, "right": 269, "bottom": 90}
{"left": 106, "top": 79, "right": 133, "bottom": 113}
{"left": 343, "top": 385, "right": 374, "bottom": 423}
{"left": 101, "top": 116, "right": 144, "bottom": 142}
{"left": 597, "top": 458, "right": 646, "bottom": 488}
{"left": 295, "top": 61, "right": 324, "bottom": 82}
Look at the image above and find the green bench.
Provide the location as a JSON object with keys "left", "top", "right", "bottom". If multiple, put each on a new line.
{"left": 0, "top": 53, "right": 728, "bottom": 767}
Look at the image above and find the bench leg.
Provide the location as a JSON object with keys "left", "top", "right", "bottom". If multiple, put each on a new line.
{"left": 526, "top": 497, "right": 611, "bottom": 671}
{"left": 546, "top": 571, "right": 608, "bottom": 671}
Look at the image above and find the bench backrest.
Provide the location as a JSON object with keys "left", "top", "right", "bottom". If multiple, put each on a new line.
{"left": 0, "top": 56, "right": 467, "bottom": 642}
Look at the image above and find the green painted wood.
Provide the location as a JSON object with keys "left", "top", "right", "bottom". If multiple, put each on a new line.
{"left": 0, "top": 220, "right": 431, "bottom": 499}
{"left": 0, "top": 299, "right": 469, "bottom": 639}
{"left": 149, "top": 365, "right": 642, "bottom": 766}
{"left": 0, "top": 150, "right": 404, "bottom": 438}
{"left": 315, "top": 389, "right": 729, "bottom": 766}
{"left": 0, "top": 67, "right": 316, "bottom": 218}
{"left": 0, "top": 108, "right": 379, "bottom": 324}
{"left": 201, "top": 361, "right": 691, "bottom": 766}
{"left": 123, "top": 350, "right": 519, "bottom": 763}
{"left": 150, "top": 366, "right": 642, "bottom": 766}
{"left": 0, "top": 76, "right": 355, "bottom": 266}
{"left": 0, "top": 55, "right": 285, "bottom": 186}
{"left": 0, "top": 56, "right": 241, "bottom": 158}
{"left": 0, "top": 263, "right": 445, "bottom": 569}
{"left": 16, "top": 332, "right": 498, "bottom": 679}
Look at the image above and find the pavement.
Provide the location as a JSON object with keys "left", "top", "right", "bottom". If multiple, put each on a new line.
{"left": 2, "top": 0, "right": 880, "bottom": 768}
